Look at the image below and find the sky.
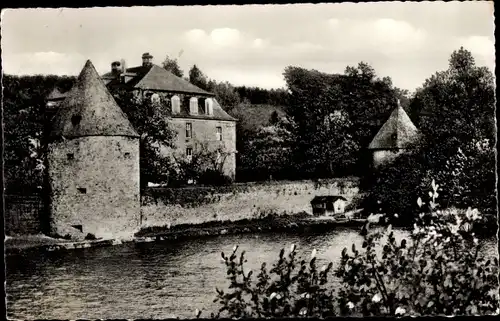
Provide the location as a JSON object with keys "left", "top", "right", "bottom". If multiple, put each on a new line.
{"left": 1, "top": 2, "right": 495, "bottom": 92}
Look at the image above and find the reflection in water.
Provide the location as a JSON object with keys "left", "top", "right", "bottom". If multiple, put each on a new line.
{"left": 6, "top": 228, "right": 496, "bottom": 319}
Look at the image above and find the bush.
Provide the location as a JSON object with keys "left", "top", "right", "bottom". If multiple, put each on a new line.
{"left": 362, "top": 139, "right": 497, "bottom": 227}
{"left": 206, "top": 179, "right": 498, "bottom": 317}
{"left": 211, "top": 245, "right": 336, "bottom": 318}
{"left": 198, "top": 169, "right": 233, "bottom": 186}
{"left": 336, "top": 180, "right": 499, "bottom": 316}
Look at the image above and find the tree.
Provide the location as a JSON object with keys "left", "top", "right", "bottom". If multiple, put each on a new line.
{"left": 3, "top": 74, "right": 76, "bottom": 194}
{"left": 208, "top": 81, "right": 241, "bottom": 111}
{"left": 170, "top": 141, "right": 233, "bottom": 186}
{"left": 363, "top": 47, "right": 497, "bottom": 220}
{"left": 239, "top": 117, "right": 296, "bottom": 181}
{"left": 112, "top": 90, "right": 177, "bottom": 188}
{"left": 269, "top": 111, "right": 279, "bottom": 125}
{"left": 411, "top": 47, "right": 495, "bottom": 146}
{"left": 282, "top": 64, "right": 396, "bottom": 177}
{"left": 189, "top": 64, "right": 208, "bottom": 90}
{"left": 161, "top": 55, "right": 184, "bottom": 78}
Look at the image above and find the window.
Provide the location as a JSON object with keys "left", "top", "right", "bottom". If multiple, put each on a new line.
{"left": 171, "top": 95, "right": 180, "bottom": 114}
{"left": 71, "top": 115, "right": 82, "bottom": 126}
{"left": 216, "top": 126, "right": 222, "bottom": 141}
{"left": 71, "top": 225, "right": 83, "bottom": 233}
{"left": 67, "top": 153, "right": 74, "bottom": 160}
{"left": 205, "top": 98, "right": 213, "bottom": 115}
{"left": 77, "top": 187, "right": 87, "bottom": 194}
{"left": 186, "top": 147, "right": 193, "bottom": 162}
{"left": 124, "top": 152, "right": 131, "bottom": 159}
{"left": 189, "top": 97, "right": 199, "bottom": 115}
{"left": 186, "top": 123, "right": 193, "bottom": 139}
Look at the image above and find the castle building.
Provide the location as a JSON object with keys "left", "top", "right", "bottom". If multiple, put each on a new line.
{"left": 368, "top": 100, "right": 420, "bottom": 168}
{"left": 103, "top": 53, "right": 237, "bottom": 179}
{"left": 48, "top": 52, "right": 237, "bottom": 181}
{"left": 47, "top": 60, "right": 141, "bottom": 238}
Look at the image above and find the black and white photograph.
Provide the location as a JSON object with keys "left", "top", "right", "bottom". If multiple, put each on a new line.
{"left": 2, "top": 1, "right": 498, "bottom": 319}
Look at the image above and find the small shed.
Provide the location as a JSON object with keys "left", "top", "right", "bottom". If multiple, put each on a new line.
{"left": 311, "top": 196, "right": 348, "bottom": 216}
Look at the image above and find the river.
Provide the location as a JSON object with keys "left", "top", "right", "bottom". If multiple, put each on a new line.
{"left": 5, "top": 228, "right": 497, "bottom": 319}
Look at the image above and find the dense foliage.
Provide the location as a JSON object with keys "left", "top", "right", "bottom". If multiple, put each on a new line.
{"left": 169, "top": 142, "right": 234, "bottom": 187}
{"left": 111, "top": 90, "right": 177, "bottom": 188}
{"left": 282, "top": 62, "right": 403, "bottom": 178}
{"left": 208, "top": 181, "right": 498, "bottom": 318}
{"left": 362, "top": 47, "right": 497, "bottom": 220}
{"left": 161, "top": 54, "right": 184, "bottom": 78}
{"left": 211, "top": 245, "right": 336, "bottom": 318}
{"left": 336, "top": 181, "right": 498, "bottom": 316}
{"left": 3, "top": 74, "right": 75, "bottom": 194}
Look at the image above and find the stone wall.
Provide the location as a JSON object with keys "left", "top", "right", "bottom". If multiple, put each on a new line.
{"left": 4, "top": 195, "right": 44, "bottom": 235}
{"left": 48, "top": 136, "right": 141, "bottom": 239}
{"left": 140, "top": 178, "right": 360, "bottom": 228}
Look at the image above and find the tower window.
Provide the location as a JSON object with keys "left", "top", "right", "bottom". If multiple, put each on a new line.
{"left": 71, "top": 115, "right": 82, "bottom": 126}
{"left": 77, "top": 187, "right": 87, "bottom": 194}
{"left": 124, "top": 152, "right": 131, "bottom": 159}
{"left": 71, "top": 225, "right": 83, "bottom": 233}
{"left": 67, "top": 153, "right": 74, "bottom": 160}
{"left": 186, "top": 123, "right": 193, "bottom": 138}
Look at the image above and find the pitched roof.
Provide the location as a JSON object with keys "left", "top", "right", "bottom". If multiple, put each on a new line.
{"left": 103, "top": 64, "right": 213, "bottom": 96}
{"left": 368, "top": 101, "right": 419, "bottom": 150}
{"left": 311, "top": 195, "right": 347, "bottom": 204}
{"left": 50, "top": 60, "right": 139, "bottom": 139}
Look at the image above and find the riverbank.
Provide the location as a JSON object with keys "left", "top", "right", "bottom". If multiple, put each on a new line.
{"left": 6, "top": 212, "right": 369, "bottom": 254}
{"left": 135, "top": 211, "right": 368, "bottom": 240}
{"left": 4, "top": 234, "right": 123, "bottom": 255}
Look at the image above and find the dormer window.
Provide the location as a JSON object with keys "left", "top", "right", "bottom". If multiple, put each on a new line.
{"left": 171, "top": 95, "right": 180, "bottom": 114}
{"left": 205, "top": 98, "right": 214, "bottom": 115}
{"left": 189, "top": 97, "right": 199, "bottom": 115}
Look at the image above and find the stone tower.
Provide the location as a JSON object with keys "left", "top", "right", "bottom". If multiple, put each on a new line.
{"left": 47, "top": 60, "right": 140, "bottom": 239}
{"left": 368, "top": 100, "right": 419, "bottom": 169}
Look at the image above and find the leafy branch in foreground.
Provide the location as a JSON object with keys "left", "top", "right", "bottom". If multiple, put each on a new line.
{"left": 201, "top": 179, "right": 498, "bottom": 318}
{"left": 211, "top": 245, "right": 336, "bottom": 318}
{"left": 336, "top": 180, "right": 499, "bottom": 316}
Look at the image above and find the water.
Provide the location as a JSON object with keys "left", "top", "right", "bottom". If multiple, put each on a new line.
{"left": 5, "top": 228, "right": 497, "bottom": 319}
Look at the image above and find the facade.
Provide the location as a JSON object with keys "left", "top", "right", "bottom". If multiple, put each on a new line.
{"left": 311, "top": 195, "right": 348, "bottom": 216}
{"left": 102, "top": 53, "right": 238, "bottom": 180}
{"left": 47, "top": 52, "right": 238, "bottom": 180}
{"left": 368, "top": 100, "right": 419, "bottom": 168}
{"left": 47, "top": 60, "right": 141, "bottom": 239}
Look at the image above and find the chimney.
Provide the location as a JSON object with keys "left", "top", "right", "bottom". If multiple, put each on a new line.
{"left": 142, "top": 52, "right": 153, "bottom": 67}
{"left": 111, "top": 61, "right": 121, "bottom": 76}
{"left": 120, "top": 59, "right": 127, "bottom": 73}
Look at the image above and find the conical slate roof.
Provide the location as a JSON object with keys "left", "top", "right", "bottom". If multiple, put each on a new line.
{"left": 368, "top": 100, "right": 419, "bottom": 150}
{"left": 50, "top": 60, "right": 139, "bottom": 139}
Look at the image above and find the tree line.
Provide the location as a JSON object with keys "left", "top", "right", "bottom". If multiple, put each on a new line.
{"left": 3, "top": 48, "right": 496, "bottom": 223}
